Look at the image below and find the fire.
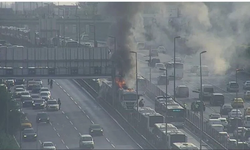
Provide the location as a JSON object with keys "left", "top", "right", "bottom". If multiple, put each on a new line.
{"left": 115, "top": 78, "right": 126, "bottom": 89}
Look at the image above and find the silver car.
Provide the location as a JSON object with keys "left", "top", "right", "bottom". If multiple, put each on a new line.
{"left": 46, "top": 100, "right": 59, "bottom": 111}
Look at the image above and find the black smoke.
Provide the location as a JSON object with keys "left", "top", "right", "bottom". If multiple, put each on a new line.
{"left": 103, "top": 2, "right": 143, "bottom": 78}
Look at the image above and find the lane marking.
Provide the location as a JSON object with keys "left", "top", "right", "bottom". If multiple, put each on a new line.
{"left": 78, "top": 106, "right": 82, "bottom": 109}
{"left": 63, "top": 89, "right": 66, "bottom": 93}
{"left": 70, "top": 96, "right": 73, "bottom": 100}
{"left": 61, "top": 111, "right": 65, "bottom": 114}
{"left": 57, "top": 133, "right": 60, "bottom": 137}
{"left": 70, "top": 121, "right": 73, "bottom": 125}
{"left": 74, "top": 101, "right": 77, "bottom": 105}
{"left": 74, "top": 126, "right": 78, "bottom": 130}
{"left": 111, "top": 144, "right": 115, "bottom": 148}
{"left": 39, "top": 140, "right": 42, "bottom": 144}
{"left": 66, "top": 116, "right": 69, "bottom": 119}
{"left": 61, "top": 139, "right": 65, "bottom": 144}
{"left": 49, "top": 122, "right": 52, "bottom": 126}
{"left": 86, "top": 115, "right": 90, "bottom": 119}
{"left": 53, "top": 127, "right": 57, "bottom": 131}
{"left": 82, "top": 110, "right": 86, "bottom": 113}
{"left": 13, "top": 135, "right": 20, "bottom": 148}
{"left": 66, "top": 93, "right": 70, "bottom": 97}
{"left": 91, "top": 120, "right": 94, "bottom": 124}
{"left": 66, "top": 145, "right": 69, "bottom": 149}
{"left": 106, "top": 138, "right": 110, "bottom": 142}
{"left": 79, "top": 133, "right": 81, "bottom": 136}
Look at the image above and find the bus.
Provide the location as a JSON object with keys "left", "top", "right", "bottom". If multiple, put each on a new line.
{"left": 165, "top": 62, "right": 184, "bottom": 80}
{"left": 172, "top": 142, "right": 199, "bottom": 150}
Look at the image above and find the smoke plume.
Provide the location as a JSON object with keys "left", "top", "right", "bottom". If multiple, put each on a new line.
{"left": 101, "top": 2, "right": 143, "bottom": 86}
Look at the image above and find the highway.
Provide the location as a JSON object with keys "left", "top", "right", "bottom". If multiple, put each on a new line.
{"left": 137, "top": 49, "right": 249, "bottom": 129}
{"left": 16, "top": 79, "right": 142, "bottom": 149}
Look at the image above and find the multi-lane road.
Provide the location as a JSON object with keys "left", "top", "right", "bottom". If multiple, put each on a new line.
{"left": 15, "top": 79, "right": 142, "bottom": 149}
{"left": 137, "top": 49, "right": 250, "bottom": 132}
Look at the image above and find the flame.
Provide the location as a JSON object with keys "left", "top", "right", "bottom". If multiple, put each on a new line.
{"left": 115, "top": 78, "right": 126, "bottom": 88}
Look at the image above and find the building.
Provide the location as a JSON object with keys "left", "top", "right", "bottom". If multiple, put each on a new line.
{"left": 54, "top": 5, "right": 78, "bottom": 17}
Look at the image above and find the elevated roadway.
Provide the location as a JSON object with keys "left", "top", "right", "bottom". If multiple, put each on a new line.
{"left": 137, "top": 49, "right": 249, "bottom": 137}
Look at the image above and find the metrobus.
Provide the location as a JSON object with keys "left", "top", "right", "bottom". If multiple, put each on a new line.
{"left": 165, "top": 62, "right": 184, "bottom": 80}
{"left": 172, "top": 142, "right": 199, "bottom": 150}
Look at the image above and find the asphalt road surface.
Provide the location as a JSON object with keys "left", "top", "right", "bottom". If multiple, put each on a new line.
{"left": 16, "top": 79, "right": 142, "bottom": 149}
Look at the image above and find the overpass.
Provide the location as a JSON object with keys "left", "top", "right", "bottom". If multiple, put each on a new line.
{"left": 0, "top": 47, "right": 112, "bottom": 79}
{"left": 0, "top": 17, "right": 113, "bottom": 26}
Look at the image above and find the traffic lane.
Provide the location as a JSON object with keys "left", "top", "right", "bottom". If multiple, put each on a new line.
{"left": 142, "top": 95, "right": 208, "bottom": 149}
{"left": 14, "top": 130, "right": 36, "bottom": 149}
{"left": 45, "top": 81, "right": 115, "bottom": 149}
{"left": 22, "top": 108, "right": 66, "bottom": 149}
{"left": 56, "top": 79, "right": 141, "bottom": 149}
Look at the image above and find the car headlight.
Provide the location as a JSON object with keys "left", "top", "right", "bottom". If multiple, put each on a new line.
{"left": 91, "top": 130, "right": 93, "bottom": 132}
{"left": 47, "top": 118, "right": 49, "bottom": 120}
{"left": 23, "top": 135, "right": 27, "bottom": 137}
{"left": 101, "top": 129, "right": 103, "bottom": 132}
{"left": 33, "top": 104, "right": 35, "bottom": 106}
{"left": 34, "top": 134, "right": 37, "bottom": 137}
{"left": 39, "top": 118, "right": 41, "bottom": 120}
{"left": 23, "top": 101, "right": 25, "bottom": 103}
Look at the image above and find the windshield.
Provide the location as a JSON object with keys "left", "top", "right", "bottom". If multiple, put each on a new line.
{"left": 41, "top": 93, "right": 48, "bottom": 96}
{"left": 214, "top": 95, "right": 224, "bottom": 100}
{"left": 16, "top": 89, "right": 24, "bottom": 92}
{"left": 34, "top": 100, "right": 44, "bottom": 103}
{"left": 123, "top": 94, "right": 137, "bottom": 101}
{"left": 24, "top": 129, "right": 34, "bottom": 133}
{"left": 204, "top": 88, "right": 213, "bottom": 93}
{"left": 230, "top": 83, "right": 239, "bottom": 88}
{"left": 179, "top": 87, "right": 188, "bottom": 93}
{"left": 156, "top": 64, "right": 164, "bottom": 68}
{"left": 41, "top": 89, "right": 49, "bottom": 91}
{"left": 81, "top": 137, "right": 92, "bottom": 141}
{"left": 48, "top": 101, "right": 57, "bottom": 104}
{"left": 38, "top": 113, "right": 47, "bottom": 117}
{"left": 44, "top": 143, "right": 54, "bottom": 147}
{"left": 22, "top": 92, "right": 30, "bottom": 95}
{"left": 91, "top": 125, "right": 101, "bottom": 129}
{"left": 32, "top": 95, "right": 40, "bottom": 98}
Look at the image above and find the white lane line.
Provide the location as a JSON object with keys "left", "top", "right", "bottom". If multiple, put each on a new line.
{"left": 66, "top": 146, "right": 69, "bottom": 149}
{"left": 106, "top": 138, "right": 110, "bottom": 142}
{"left": 78, "top": 106, "right": 82, "bottom": 109}
{"left": 111, "top": 144, "right": 115, "bottom": 148}
{"left": 70, "top": 121, "right": 73, "bottom": 125}
{"left": 63, "top": 89, "right": 66, "bottom": 93}
{"left": 82, "top": 110, "right": 86, "bottom": 113}
{"left": 13, "top": 135, "right": 20, "bottom": 148}
{"left": 70, "top": 96, "right": 73, "bottom": 100}
{"left": 91, "top": 120, "right": 94, "bottom": 124}
{"left": 57, "top": 133, "right": 60, "bottom": 137}
{"left": 86, "top": 115, "right": 90, "bottom": 119}
{"left": 61, "top": 111, "right": 65, "bottom": 114}
{"left": 53, "top": 127, "right": 57, "bottom": 131}
{"left": 49, "top": 122, "right": 52, "bottom": 126}
{"left": 61, "top": 139, "right": 65, "bottom": 144}
{"left": 66, "top": 116, "right": 69, "bottom": 119}
{"left": 74, "top": 126, "right": 78, "bottom": 130}
{"left": 79, "top": 133, "right": 81, "bottom": 136}
{"left": 74, "top": 101, "right": 77, "bottom": 105}
{"left": 39, "top": 140, "right": 42, "bottom": 144}
{"left": 66, "top": 93, "right": 70, "bottom": 97}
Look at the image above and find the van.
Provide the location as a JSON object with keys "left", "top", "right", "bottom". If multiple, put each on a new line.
{"left": 196, "top": 65, "right": 209, "bottom": 76}
{"left": 210, "top": 93, "right": 224, "bottom": 106}
{"left": 208, "top": 119, "right": 222, "bottom": 126}
{"left": 200, "top": 84, "right": 214, "bottom": 100}
{"left": 211, "top": 124, "right": 224, "bottom": 132}
{"left": 148, "top": 58, "right": 160, "bottom": 67}
{"left": 227, "top": 81, "right": 239, "bottom": 92}
{"left": 175, "top": 85, "right": 189, "bottom": 98}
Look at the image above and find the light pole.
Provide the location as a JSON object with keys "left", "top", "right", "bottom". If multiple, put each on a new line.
{"left": 90, "top": 24, "right": 97, "bottom": 47}
{"left": 149, "top": 48, "right": 152, "bottom": 82}
{"left": 130, "top": 51, "right": 138, "bottom": 112}
{"left": 173, "top": 36, "right": 180, "bottom": 101}
{"left": 160, "top": 67, "right": 168, "bottom": 148}
{"left": 58, "top": 8, "right": 65, "bottom": 47}
{"left": 235, "top": 68, "right": 242, "bottom": 147}
{"left": 199, "top": 50, "right": 207, "bottom": 150}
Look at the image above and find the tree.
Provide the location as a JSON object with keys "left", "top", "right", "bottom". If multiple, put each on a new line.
{"left": 0, "top": 84, "right": 22, "bottom": 135}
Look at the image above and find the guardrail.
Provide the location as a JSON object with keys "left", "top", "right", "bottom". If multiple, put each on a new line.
{"left": 73, "top": 79, "right": 156, "bottom": 149}
{"left": 143, "top": 78, "right": 228, "bottom": 149}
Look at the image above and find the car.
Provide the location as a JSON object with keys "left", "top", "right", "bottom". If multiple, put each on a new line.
{"left": 218, "top": 117, "right": 228, "bottom": 127}
{"left": 148, "top": 58, "right": 160, "bottom": 67}
{"left": 79, "top": 134, "right": 94, "bottom": 149}
{"left": 155, "top": 63, "right": 165, "bottom": 72}
{"left": 15, "top": 79, "right": 25, "bottom": 85}
{"left": 210, "top": 93, "right": 224, "bottom": 106}
{"left": 14, "top": 88, "right": 25, "bottom": 98}
{"left": 209, "top": 113, "right": 221, "bottom": 119}
{"left": 200, "top": 84, "right": 214, "bottom": 100}
{"left": 157, "top": 74, "right": 169, "bottom": 85}
{"left": 40, "top": 91, "right": 51, "bottom": 101}
{"left": 46, "top": 99, "right": 59, "bottom": 111}
{"left": 231, "top": 98, "right": 244, "bottom": 108}
{"left": 40, "top": 87, "right": 50, "bottom": 92}
{"left": 207, "top": 119, "right": 222, "bottom": 126}
{"left": 196, "top": 65, "right": 209, "bottom": 76}
{"left": 243, "top": 81, "right": 250, "bottom": 90}
{"left": 31, "top": 84, "right": 42, "bottom": 93}
{"left": 244, "top": 107, "right": 250, "bottom": 116}
{"left": 190, "top": 65, "right": 199, "bottom": 73}
{"left": 244, "top": 115, "right": 250, "bottom": 128}
{"left": 233, "top": 127, "right": 245, "bottom": 139}
{"left": 175, "top": 85, "right": 189, "bottom": 98}
{"left": 157, "top": 46, "right": 166, "bottom": 53}
{"left": 220, "top": 104, "right": 233, "bottom": 115}
{"left": 211, "top": 124, "right": 224, "bottom": 132}
{"left": 5, "top": 79, "right": 15, "bottom": 86}
{"left": 34, "top": 79, "right": 43, "bottom": 86}
{"left": 227, "top": 81, "right": 239, "bottom": 92}
{"left": 218, "top": 132, "right": 230, "bottom": 143}
{"left": 41, "top": 141, "right": 56, "bottom": 150}
{"left": 22, "top": 128, "right": 37, "bottom": 141}
{"left": 15, "top": 85, "right": 25, "bottom": 91}
{"left": 228, "top": 109, "right": 243, "bottom": 118}
{"left": 32, "top": 99, "right": 46, "bottom": 109}
{"left": 244, "top": 91, "right": 250, "bottom": 101}
{"left": 149, "top": 49, "right": 158, "bottom": 57}
{"left": 191, "top": 100, "right": 205, "bottom": 112}
{"left": 36, "top": 112, "right": 50, "bottom": 123}
{"left": 227, "top": 139, "right": 237, "bottom": 150}
{"left": 20, "top": 91, "right": 31, "bottom": 98}
{"left": 31, "top": 94, "right": 41, "bottom": 100}
{"left": 89, "top": 124, "right": 103, "bottom": 136}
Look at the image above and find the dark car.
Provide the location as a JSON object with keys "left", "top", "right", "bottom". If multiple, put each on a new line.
{"left": 191, "top": 100, "right": 205, "bottom": 112}
{"left": 31, "top": 84, "right": 42, "bottom": 93}
{"left": 36, "top": 112, "right": 50, "bottom": 123}
{"left": 32, "top": 99, "right": 45, "bottom": 109}
{"left": 89, "top": 124, "right": 103, "bottom": 136}
{"left": 15, "top": 79, "right": 25, "bottom": 85}
{"left": 22, "top": 128, "right": 37, "bottom": 141}
{"left": 220, "top": 104, "right": 233, "bottom": 115}
{"left": 22, "top": 96, "right": 34, "bottom": 107}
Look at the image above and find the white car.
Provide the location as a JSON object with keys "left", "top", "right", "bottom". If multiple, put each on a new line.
{"left": 243, "top": 81, "right": 250, "bottom": 90}
{"left": 218, "top": 117, "right": 228, "bottom": 127}
{"left": 244, "top": 91, "right": 250, "bottom": 100}
{"left": 155, "top": 63, "right": 165, "bottom": 72}
{"left": 40, "top": 91, "right": 51, "bottom": 100}
{"left": 40, "top": 87, "right": 50, "bottom": 92}
{"left": 211, "top": 124, "right": 224, "bottom": 132}
{"left": 228, "top": 109, "right": 242, "bottom": 118}
{"left": 41, "top": 141, "right": 56, "bottom": 150}
{"left": 157, "top": 46, "right": 166, "bottom": 53}
{"left": 244, "top": 115, "right": 250, "bottom": 128}
{"left": 46, "top": 100, "right": 59, "bottom": 111}
{"left": 207, "top": 119, "right": 222, "bottom": 126}
{"left": 233, "top": 127, "right": 245, "bottom": 138}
